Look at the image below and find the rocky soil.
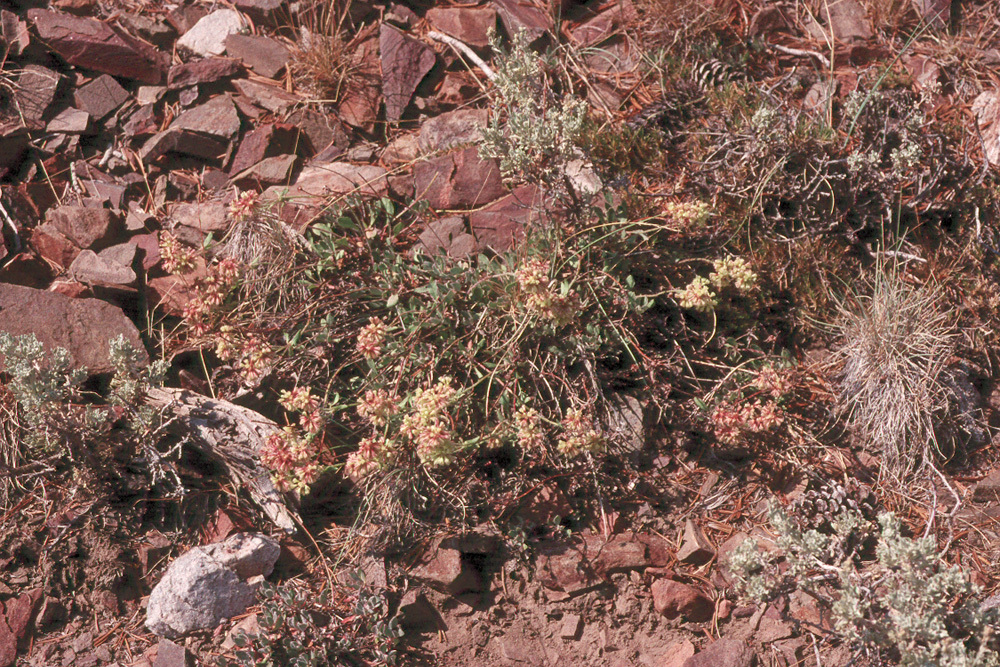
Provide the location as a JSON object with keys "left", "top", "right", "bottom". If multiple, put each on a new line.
{"left": 2, "top": 0, "right": 1000, "bottom": 666}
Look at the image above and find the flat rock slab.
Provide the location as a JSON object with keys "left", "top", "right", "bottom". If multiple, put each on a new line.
{"left": 413, "top": 146, "right": 504, "bottom": 209}
{"left": 380, "top": 23, "right": 436, "bottom": 122}
{"left": 418, "top": 108, "right": 488, "bottom": 154}
{"left": 0, "top": 283, "right": 146, "bottom": 375}
{"left": 167, "top": 57, "right": 243, "bottom": 89}
{"left": 146, "top": 533, "right": 280, "bottom": 638}
{"left": 263, "top": 162, "right": 389, "bottom": 205}
{"left": 74, "top": 74, "right": 130, "bottom": 120}
{"left": 28, "top": 9, "right": 166, "bottom": 84}
{"left": 170, "top": 94, "right": 241, "bottom": 139}
{"left": 224, "top": 33, "right": 289, "bottom": 79}
{"left": 426, "top": 6, "right": 496, "bottom": 47}
{"left": 15, "top": 64, "right": 63, "bottom": 127}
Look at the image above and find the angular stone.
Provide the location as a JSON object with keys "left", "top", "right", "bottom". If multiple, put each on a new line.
{"left": 661, "top": 640, "right": 697, "bottom": 667}
{"left": 146, "top": 533, "right": 280, "bottom": 638}
{"left": 559, "top": 613, "right": 582, "bottom": 640}
{"left": 233, "top": 0, "right": 285, "bottom": 24}
{"left": 284, "top": 109, "right": 348, "bottom": 156}
{"left": 418, "top": 108, "right": 488, "bottom": 154}
{"left": 337, "top": 35, "right": 380, "bottom": 131}
{"left": 380, "top": 23, "right": 436, "bottom": 122}
{"left": 136, "top": 86, "right": 166, "bottom": 106}
{"left": 154, "top": 638, "right": 192, "bottom": 667}
{"left": 74, "top": 74, "right": 130, "bottom": 120}
{"left": 493, "top": 0, "right": 551, "bottom": 42}
{"left": 167, "top": 57, "right": 243, "bottom": 89}
{"left": 140, "top": 128, "right": 230, "bottom": 163}
{"left": 69, "top": 249, "right": 137, "bottom": 285}
{"left": 32, "top": 224, "right": 79, "bottom": 268}
{"left": 1, "top": 11, "right": 29, "bottom": 58}
{"left": 229, "top": 123, "right": 302, "bottom": 174}
{"left": 0, "top": 283, "right": 146, "bottom": 375}
{"left": 410, "top": 540, "right": 482, "bottom": 595}
{"left": 176, "top": 9, "right": 247, "bottom": 58}
{"left": 232, "top": 154, "right": 298, "bottom": 186}
{"left": 571, "top": 2, "right": 637, "bottom": 47}
{"left": 677, "top": 520, "right": 715, "bottom": 566}
{"left": 170, "top": 95, "right": 241, "bottom": 139}
{"left": 15, "top": 64, "right": 62, "bottom": 127}
{"left": 469, "top": 184, "right": 542, "bottom": 252}
{"left": 682, "top": 639, "right": 755, "bottom": 667}
{"left": 119, "top": 13, "right": 175, "bottom": 48}
{"left": 169, "top": 201, "right": 230, "bottom": 234}
{"left": 413, "top": 147, "right": 504, "bottom": 209}
{"left": 651, "top": 578, "right": 714, "bottom": 622}
{"left": 44, "top": 205, "right": 120, "bottom": 249}
{"left": 233, "top": 79, "right": 301, "bottom": 115}
{"left": 0, "top": 123, "right": 28, "bottom": 177}
{"left": 28, "top": 9, "right": 166, "bottom": 84}
{"left": 414, "top": 216, "right": 466, "bottom": 256}
{"left": 263, "top": 162, "right": 389, "bottom": 205}
{"left": 224, "top": 34, "right": 289, "bottom": 78}
{"left": 47, "top": 108, "right": 91, "bottom": 134}
{"left": 426, "top": 6, "right": 496, "bottom": 48}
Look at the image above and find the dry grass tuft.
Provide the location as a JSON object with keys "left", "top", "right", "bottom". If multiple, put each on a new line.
{"left": 832, "top": 265, "right": 955, "bottom": 477}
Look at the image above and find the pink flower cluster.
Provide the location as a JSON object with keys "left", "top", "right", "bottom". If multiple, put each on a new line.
{"left": 400, "top": 377, "right": 458, "bottom": 467}
{"left": 280, "top": 386, "right": 324, "bottom": 434}
{"left": 215, "top": 326, "right": 273, "bottom": 384}
{"left": 228, "top": 189, "right": 260, "bottom": 221}
{"left": 262, "top": 426, "right": 320, "bottom": 492}
{"left": 514, "top": 406, "right": 545, "bottom": 450}
{"left": 159, "top": 233, "right": 197, "bottom": 274}
{"left": 710, "top": 400, "right": 784, "bottom": 444}
{"left": 357, "top": 389, "right": 397, "bottom": 428}
{"left": 515, "top": 258, "right": 579, "bottom": 327}
{"left": 557, "top": 408, "right": 604, "bottom": 457}
{"left": 356, "top": 318, "right": 387, "bottom": 359}
{"left": 753, "top": 365, "right": 792, "bottom": 398}
{"left": 344, "top": 436, "right": 395, "bottom": 480}
{"left": 181, "top": 258, "right": 243, "bottom": 336}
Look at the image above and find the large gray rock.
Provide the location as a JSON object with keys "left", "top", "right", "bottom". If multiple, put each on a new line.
{"left": 0, "top": 284, "right": 146, "bottom": 375}
{"left": 146, "top": 533, "right": 280, "bottom": 638}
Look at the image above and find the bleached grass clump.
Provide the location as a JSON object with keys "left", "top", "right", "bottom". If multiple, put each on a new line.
{"left": 832, "top": 268, "right": 954, "bottom": 476}
{"left": 729, "top": 504, "right": 999, "bottom": 667}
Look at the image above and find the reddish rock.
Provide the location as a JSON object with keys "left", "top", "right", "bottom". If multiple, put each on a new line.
{"left": 147, "top": 262, "right": 208, "bottom": 316}
{"left": 651, "top": 578, "right": 714, "bottom": 622}
{"left": 169, "top": 94, "right": 241, "bottom": 139}
{"left": 493, "top": 0, "right": 551, "bottom": 42}
{"left": 411, "top": 540, "right": 483, "bottom": 595}
{"left": 559, "top": 613, "right": 582, "bottom": 640}
{"left": 232, "top": 155, "right": 298, "bottom": 186}
{"left": 28, "top": 9, "right": 167, "bottom": 84}
{"left": 418, "top": 108, "right": 488, "bottom": 154}
{"left": 169, "top": 201, "right": 230, "bottom": 234}
{"left": 682, "top": 639, "right": 755, "bottom": 667}
{"left": 43, "top": 205, "right": 120, "bottom": 250}
{"left": 413, "top": 147, "right": 504, "bottom": 209}
{"left": 0, "top": 283, "right": 147, "bottom": 374}
{"left": 426, "top": 6, "right": 497, "bottom": 48}
{"left": 47, "top": 108, "right": 91, "bottom": 134}
{"left": 233, "top": 79, "right": 301, "bottom": 115}
{"left": 54, "top": 0, "right": 95, "bottom": 13}
{"left": 380, "top": 23, "right": 436, "bottom": 122}
{"left": 0, "top": 253, "right": 54, "bottom": 289}
{"left": 68, "top": 248, "right": 137, "bottom": 286}
{"left": 284, "top": 109, "right": 349, "bottom": 156}
{"left": 469, "top": 184, "right": 542, "bottom": 252}
{"left": 119, "top": 13, "right": 175, "bottom": 49}
{"left": 1, "top": 11, "right": 29, "bottom": 58}
{"left": 571, "top": 3, "right": 637, "bottom": 47}
{"left": 414, "top": 216, "right": 469, "bottom": 257}
{"left": 536, "top": 541, "right": 600, "bottom": 594}
{"left": 15, "top": 65, "right": 63, "bottom": 127}
{"left": 677, "top": 519, "right": 715, "bottom": 566}
{"left": 32, "top": 224, "right": 79, "bottom": 269}
{"left": 224, "top": 34, "right": 289, "bottom": 79}
{"left": 0, "top": 616, "right": 14, "bottom": 667}
{"left": 592, "top": 536, "right": 649, "bottom": 575}
{"left": 519, "top": 482, "right": 572, "bottom": 525}
{"left": 155, "top": 638, "right": 193, "bottom": 667}
{"left": 74, "top": 74, "right": 130, "bottom": 121}
{"left": 337, "top": 35, "right": 381, "bottom": 131}
{"left": 397, "top": 590, "right": 440, "bottom": 631}
{"left": 0, "top": 123, "right": 28, "bottom": 178}
{"left": 167, "top": 57, "right": 243, "bottom": 89}
{"left": 140, "top": 128, "right": 230, "bottom": 163}
{"left": 661, "top": 640, "right": 697, "bottom": 667}
{"left": 229, "top": 123, "right": 303, "bottom": 175}
{"left": 263, "top": 162, "right": 388, "bottom": 208}
{"left": 233, "top": 0, "right": 285, "bottom": 24}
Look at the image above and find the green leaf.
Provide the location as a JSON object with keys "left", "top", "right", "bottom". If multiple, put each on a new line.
{"left": 203, "top": 232, "right": 215, "bottom": 249}
{"left": 386, "top": 294, "right": 399, "bottom": 308}
{"left": 694, "top": 397, "right": 709, "bottom": 411}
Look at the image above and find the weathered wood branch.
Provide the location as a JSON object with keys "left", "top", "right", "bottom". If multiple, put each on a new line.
{"left": 145, "top": 387, "right": 298, "bottom": 534}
